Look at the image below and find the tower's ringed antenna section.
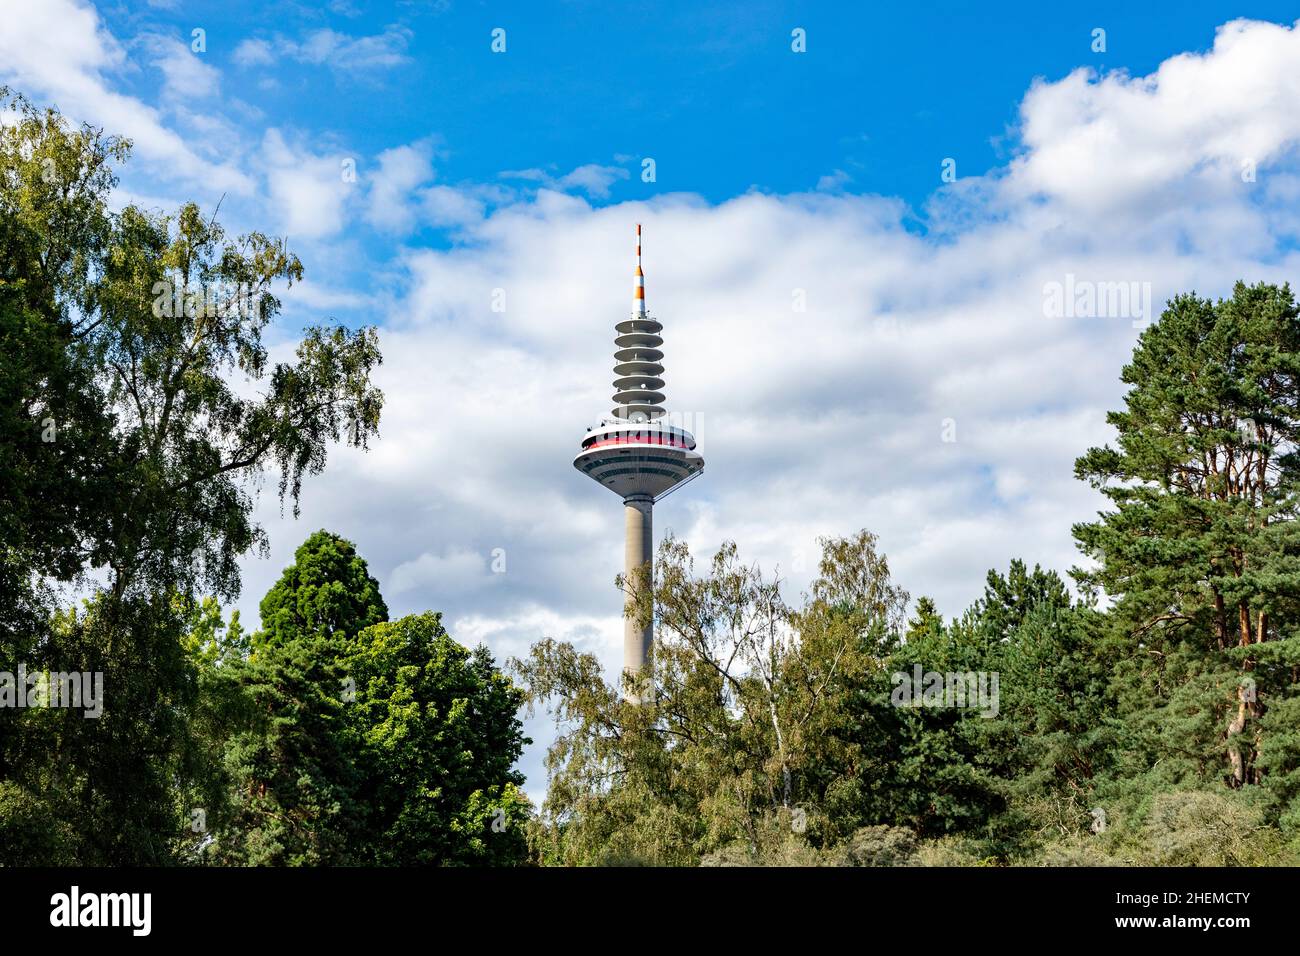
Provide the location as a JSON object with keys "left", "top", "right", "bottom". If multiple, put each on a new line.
{"left": 573, "top": 223, "right": 704, "bottom": 501}
{"left": 609, "top": 224, "right": 669, "bottom": 422}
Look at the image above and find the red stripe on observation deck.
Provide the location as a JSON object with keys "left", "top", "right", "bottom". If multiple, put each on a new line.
{"left": 584, "top": 436, "right": 690, "bottom": 451}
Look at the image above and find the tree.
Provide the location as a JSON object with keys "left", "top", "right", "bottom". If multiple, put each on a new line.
{"left": 974, "top": 565, "right": 1117, "bottom": 847}
{"left": 212, "top": 532, "right": 530, "bottom": 866}
{"left": 0, "top": 88, "right": 122, "bottom": 592}
{"left": 212, "top": 532, "right": 385, "bottom": 865}
{"left": 512, "top": 540, "right": 1121, "bottom": 865}
{"left": 868, "top": 592, "right": 1016, "bottom": 844}
{"left": 513, "top": 531, "right": 909, "bottom": 865}
{"left": 1073, "top": 282, "right": 1300, "bottom": 788}
{"left": 256, "top": 530, "right": 389, "bottom": 651}
{"left": 0, "top": 90, "right": 384, "bottom": 864}
{"left": 342, "top": 613, "right": 531, "bottom": 865}
{"left": 211, "top": 628, "right": 368, "bottom": 866}
{"left": 0, "top": 94, "right": 125, "bottom": 848}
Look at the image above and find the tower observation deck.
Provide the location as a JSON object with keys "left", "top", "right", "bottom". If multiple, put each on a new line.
{"left": 573, "top": 225, "right": 704, "bottom": 701}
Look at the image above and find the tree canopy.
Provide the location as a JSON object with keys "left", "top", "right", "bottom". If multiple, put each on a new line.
{"left": 0, "top": 89, "right": 384, "bottom": 863}
{"left": 207, "top": 532, "right": 530, "bottom": 866}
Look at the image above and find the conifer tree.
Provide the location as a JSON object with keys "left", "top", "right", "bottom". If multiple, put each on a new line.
{"left": 1074, "top": 282, "right": 1300, "bottom": 788}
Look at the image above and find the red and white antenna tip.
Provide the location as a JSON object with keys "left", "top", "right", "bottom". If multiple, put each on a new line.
{"left": 634, "top": 224, "right": 646, "bottom": 314}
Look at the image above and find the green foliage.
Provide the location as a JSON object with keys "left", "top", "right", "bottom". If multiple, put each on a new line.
{"left": 514, "top": 531, "right": 921, "bottom": 866}
{"left": 257, "top": 530, "right": 388, "bottom": 650}
{"left": 210, "top": 534, "right": 530, "bottom": 866}
{"left": 341, "top": 613, "right": 530, "bottom": 865}
{"left": 210, "top": 630, "right": 366, "bottom": 865}
{"left": 0, "top": 782, "right": 76, "bottom": 865}
{"left": 2, "top": 594, "right": 227, "bottom": 864}
{"left": 1256, "top": 683, "right": 1300, "bottom": 832}
{"left": 1074, "top": 282, "right": 1300, "bottom": 788}
{"left": 0, "top": 89, "right": 384, "bottom": 865}
{"left": 838, "top": 825, "right": 920, "bottom": 866}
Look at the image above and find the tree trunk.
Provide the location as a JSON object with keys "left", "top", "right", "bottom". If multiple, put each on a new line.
{"left": 767, "top": 698, "right": 791, "bottom": 808}
{"left": 1213, "top": 589, "right": 1228, "bottom": 650}
{"left": 1226, "top": 693, "right": 1248, "bottom": 788}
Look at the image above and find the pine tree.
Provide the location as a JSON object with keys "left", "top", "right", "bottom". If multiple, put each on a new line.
{"left": 1073, "top": 282, "right": 1300, "bottom": 788}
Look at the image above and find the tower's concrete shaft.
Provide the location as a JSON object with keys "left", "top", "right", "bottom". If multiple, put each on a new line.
{"left": 622, "top": 495, "right": 653, "bottom": 702}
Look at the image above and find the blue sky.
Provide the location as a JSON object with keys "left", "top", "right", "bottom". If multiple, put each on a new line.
{"left": 7, "top": 1, "right": 1300, "bottom": 800}
{"left": 90, "top": 0, "right": 1300, "bottom": 270}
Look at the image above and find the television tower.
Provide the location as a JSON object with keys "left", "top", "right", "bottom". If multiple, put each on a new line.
{"left": 574, "top": 224, "right": 704, "bottom": 702}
